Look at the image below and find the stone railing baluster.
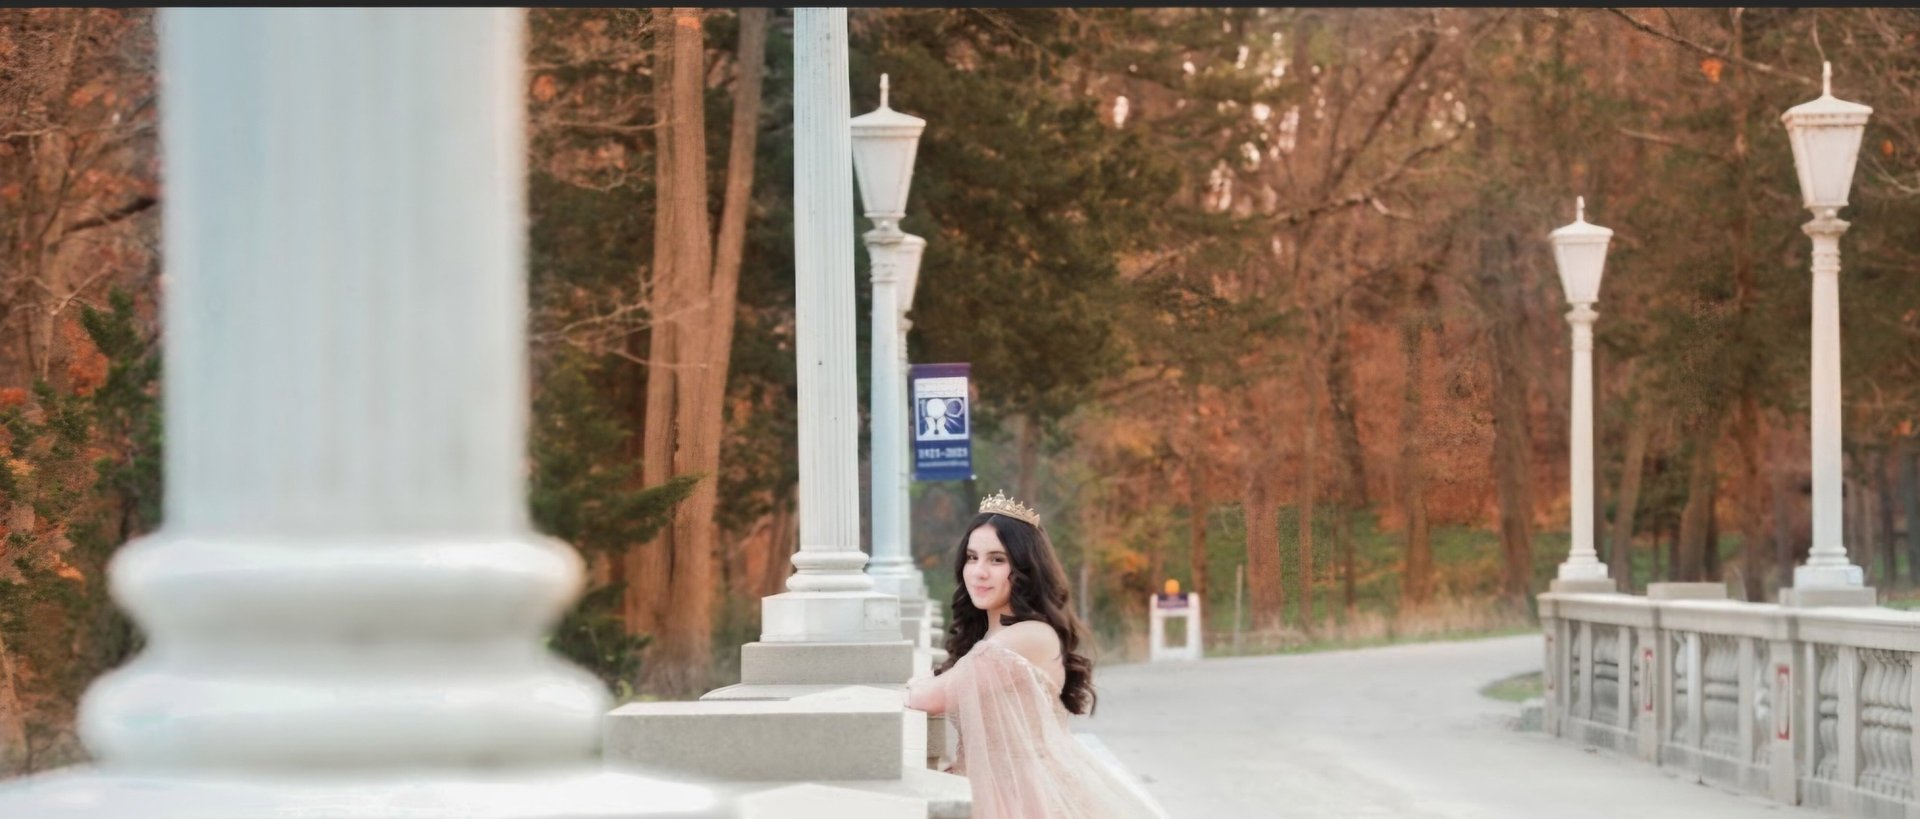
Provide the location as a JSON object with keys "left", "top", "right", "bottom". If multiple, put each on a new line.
{"left": 1703, "top": 635, "right": 1742, "bottom": 759}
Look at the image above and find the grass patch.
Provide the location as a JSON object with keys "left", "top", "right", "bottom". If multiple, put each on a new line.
{"left": 1480, "top": 670, "right": 1544, "bottom": 703}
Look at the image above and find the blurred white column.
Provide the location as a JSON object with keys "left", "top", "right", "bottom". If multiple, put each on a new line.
{"left": 0, "top": 9, "right": 724, "bottom": 816}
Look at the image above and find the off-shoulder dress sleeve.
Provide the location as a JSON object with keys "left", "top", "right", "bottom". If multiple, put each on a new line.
{"left": 942, "top": 640, "right": 1170, "bottom": 819}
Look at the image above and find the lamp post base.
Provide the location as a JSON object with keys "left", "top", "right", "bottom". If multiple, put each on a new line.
{"left": 1792, "top": 561, "right": 1865, "bottom": 590}
{"left": 759, "top": 590, "right": 905, "bottom": 644}
{"left": 869, "top": 567, "right": 928, "bottom": 601}
{"left": 1554, "top": 561, "right": 1611, "bottom": 584}
{"left": 1548, "top": 578, "right": 1618, "bottom": 594}
{"left": 1781, "top": 584, "right": 1877, "bottom": 609}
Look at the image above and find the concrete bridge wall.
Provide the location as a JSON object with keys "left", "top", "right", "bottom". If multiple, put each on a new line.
{"left": 1541, "top": 589, "right": 1920, "bottom": 819}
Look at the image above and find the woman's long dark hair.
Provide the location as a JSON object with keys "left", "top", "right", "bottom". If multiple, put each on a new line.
{"left": 936, "top": 512, "right": 1097, "bottom": 715}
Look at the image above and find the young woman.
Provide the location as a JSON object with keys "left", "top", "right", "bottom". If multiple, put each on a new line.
{"left": 906, "top": 492, "right": 1168, "bottom": 819}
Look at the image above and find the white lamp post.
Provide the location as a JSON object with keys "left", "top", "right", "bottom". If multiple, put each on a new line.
{"left": 852, "top": 75, "right": 928, "bottom": 599}
{"left": 894, "top": 232, "right": 927, "bottom": 591}
{"left": 1783, "top": 62, "right": 1873, "bottom": 593}
{"left": 1549, "top": 197, "right": 1613, "bottom": 589}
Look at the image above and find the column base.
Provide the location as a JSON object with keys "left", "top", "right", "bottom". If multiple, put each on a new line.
{"left": 608, "top": 686, "right": 914, "bottom": 782}
{"left": 869, "top": 570, "right": 927, "bottom": 601}
{"left": 1646, "top": 582, "right": 1728, "bottom": 601}
{"left": 1548, "top": 578, "right": 1619, "bottom": 594}
{"left": 1792, "top": 562, "right": 1865, "bottom": 590}
{"left": 760, "top": 590, "right": 903, "bottom": 643}
{"left": 0, "top": 766, "right": 727, "bottom": 818}
{"left": 1780, "top": 585, "right": 1878, "bottom": 608}
{"left": 738, "top": 640, "right": 918, "bottom": 686}
{"left": 898, "top": 598, "right": 933, "bottom": 645}
{"left": 1554, "top": 561, "right": 1610, "bottom": 583}
{"left": 607, "top": 686, "right": 971, "bottom": 817}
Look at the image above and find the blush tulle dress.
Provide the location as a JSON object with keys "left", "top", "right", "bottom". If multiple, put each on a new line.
{"left": 942, "top": 640, "right": 1171, "bottom": 819}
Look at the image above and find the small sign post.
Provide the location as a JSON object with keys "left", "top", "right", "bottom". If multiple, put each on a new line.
{"left": 1149, "top": 579, "right": 1202, "bottom": 663}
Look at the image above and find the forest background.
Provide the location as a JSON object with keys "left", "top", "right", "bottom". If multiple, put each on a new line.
{"left": 3, "top": 7, "right": 1919, "bottom": 774}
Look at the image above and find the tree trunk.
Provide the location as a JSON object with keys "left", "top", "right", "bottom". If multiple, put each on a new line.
{"left": 1243, "top": 385, "right": 1284, "bottom": 632}
{"left": 652, "top": 7, "right": 724, "bottom": 697}
{"left": 0, "top": 630, "right": 24, "bottom": 774}
{"left": 1653, "top": 522, "right": 1666, "bottom": 581}
{"left": 760, "top": 490, "right": 798, "bottom": 599}
{"left": 1244, "top": 466, "right": 1282, "bottom": 632}
{"left": 702, "top": 3, "right": 768, "bottom": 607}
{"left": 1704, "top": 479, "right": 1721, "bottom": 580}
{"left": 1325, "top": 316, "right": 1363, "bottom": 621}
{"left": 1481, "top": 245, "right": 1535, "bottom": 604}
{"left": 1773, "top": 427, "right": 1801, "bottom": 593}
{"left": 1732, "top": 398, "right": 1767, "bottom": 600}
{"left": 1016, "top": 414, "right": 1041, "bottom": 503}
{"left": 1297, "top": 355, "right": 1319, "bottom": 629}
{"left": 1337, "top": 507, "right": 1356, "bottom": 619}
{"left": 1726, "top": 11, "right": 1765, "bottom": 601}
{"left": 1675, "top": 429, "right": 1720, "bottom": 583}
{"left": 1398, "top": 317, "right": 1433, "bottom": 607}
{"left": 1854, "top": 467, "right": 1876, "bottom": 586}
{"left": 1325, "top": 320, "right": 1369, "bottom": 507}
{"left": 1187, "top": 463, "right": 1210, "bottom": 605}
{"left": 1608, "top": 387, "right": 1651, "bottom": 593}
{"left": 1877, "top": 449, "right": 1897, "bottom": 585}
{"left": 1466, "top": 220, "right": 1537, "bottom": 606}
{"left": 1901, "top": 438, "right": 1918, "bottom": 586}
{"left": 628, "top": 8, "right": 682, "bottom": 641}
{"left": 1185, "top": 380, "right": 1210, "bottom": 604}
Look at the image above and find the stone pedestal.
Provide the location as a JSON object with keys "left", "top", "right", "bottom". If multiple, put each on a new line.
{"left": 1645, "top": 582, "right": 1729, "bottom": 600}
{"left": 609, "top": 687, "right": 921, "bottom": 782}
{"left": 1779, "top": 585, "right": 1878, "bottom": 608}
{"left": 608, "top": 685, "right": 965, "bottom": 815}
{"left": 1548, "top": 578, "right": 1620, "bottom": 594}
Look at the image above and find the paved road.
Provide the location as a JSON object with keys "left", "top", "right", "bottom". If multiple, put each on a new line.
{"left": 1078, "top": 634, "right": 1807, "bottom": 818}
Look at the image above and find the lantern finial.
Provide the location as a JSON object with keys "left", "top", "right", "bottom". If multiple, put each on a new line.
{"left": 1576, "top": 196, "right": 1585, "bottom": 222}
{"left": 880, "top": 73, "right": 890, "bottom": 109}
{"left": 1823, "top": 61, "right": 1832, "bottom": 96}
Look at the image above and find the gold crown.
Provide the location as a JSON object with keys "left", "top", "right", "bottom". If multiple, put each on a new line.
{"left": 979, "top": 490, "right": 1041, "bottom": 528}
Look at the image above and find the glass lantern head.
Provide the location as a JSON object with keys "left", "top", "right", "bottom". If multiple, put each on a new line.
{"left": 1781, "top": 63, "right": 1873, "bottom": 214}
{"left": 1548, "top": 197, "right": 1613, "bottom": 306}
{"left": 850, "top": 74, "right": 927, "bottom": 228}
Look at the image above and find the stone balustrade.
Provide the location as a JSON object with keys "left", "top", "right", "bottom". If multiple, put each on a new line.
{"left": 1541, "top": 588, "right": 1920, "bottom": 818}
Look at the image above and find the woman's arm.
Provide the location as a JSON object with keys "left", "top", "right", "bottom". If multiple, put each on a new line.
{"left": 906, "top": 670, "right": 951, "bottom": 715}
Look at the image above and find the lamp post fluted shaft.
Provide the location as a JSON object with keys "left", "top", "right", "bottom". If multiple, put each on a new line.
{"left": 898, "top": 315, "right": 917, "bottom": 574}
{"left": 1798, "top": 214, "right": 1862, "bottom": 586}
{"left": 866, "top": 229, "right": 914, "bottom": 583}
{"left": 880, "top": 235, "right": 928, "bottom": 599}
{"left": 1561, "top": 304, "right": 1606, "bottom": 581}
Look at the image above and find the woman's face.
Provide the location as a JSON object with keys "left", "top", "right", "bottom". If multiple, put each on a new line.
{"left": 963, "top": 524, "right": 1014, "bottom": 614}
